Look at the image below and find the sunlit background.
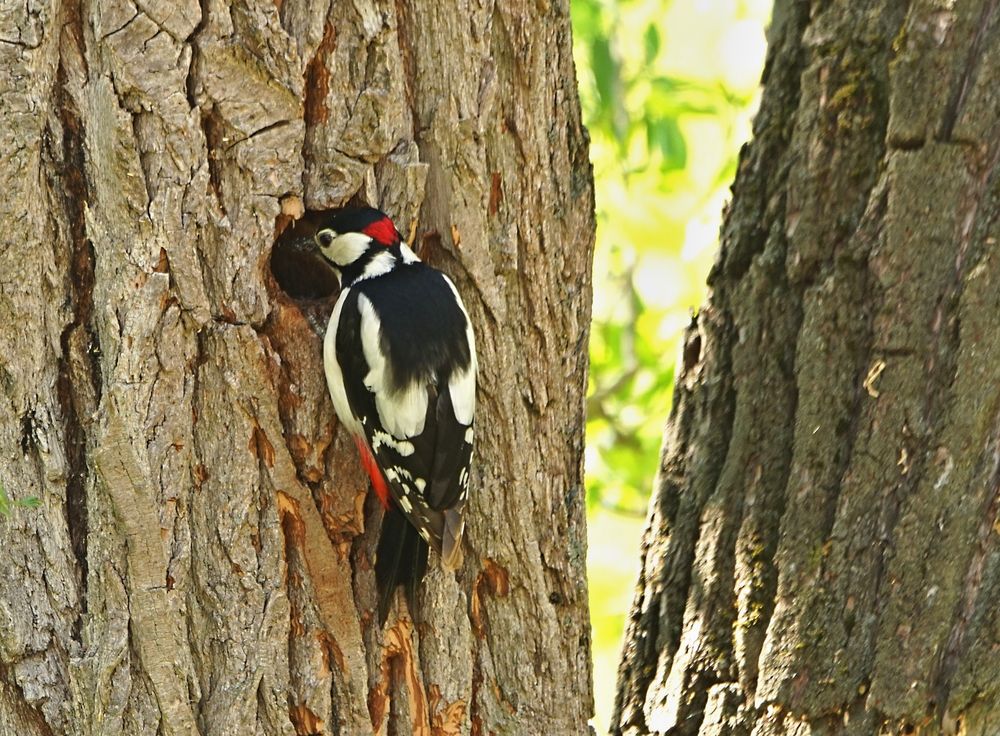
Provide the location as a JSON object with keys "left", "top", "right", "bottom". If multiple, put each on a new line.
{"left": 572, "top": 0, "right": 772, "bottom": 730}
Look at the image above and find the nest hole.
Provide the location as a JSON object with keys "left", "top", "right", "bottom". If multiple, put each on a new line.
{"left": 271, "top": 207, "right": 341, "bottom": 301}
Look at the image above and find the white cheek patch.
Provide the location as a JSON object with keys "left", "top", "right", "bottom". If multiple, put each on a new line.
{"left": 322, "top": 231, "right": 372, "bottom": 266}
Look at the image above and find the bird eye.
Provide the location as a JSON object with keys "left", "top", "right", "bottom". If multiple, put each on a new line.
{"left": 316, "top": 229, "right": 337, "bottom": 248}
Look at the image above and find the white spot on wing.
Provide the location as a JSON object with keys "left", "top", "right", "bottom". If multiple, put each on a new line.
{"left": 372, "top": 429, "right": 415, "bottom": 457}
{"left": 399, "top": 495, "right": 412, "bottom": 513}
{"left": 393, "top": 466, "right": 413, "bottom": 480}
{"left": 414, "top": 478, "right": 426, "bottom": 492}
{"left": 464, "top": 426, "right": 474, "bottom": 444}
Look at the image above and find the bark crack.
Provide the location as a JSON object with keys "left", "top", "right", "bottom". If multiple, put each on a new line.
{"left": 302, "top": 16, "right": 335, "bottom": 202}
{"left": 199, "top": 106, "right": 228, "bottom": 215}
{"left": 926, "top": 150, "right": 1000, "bottom": 720}
{"left": 54, "top": 0, "right": 98, "bottom": 642}
{"left": 932, "top": 419, "right": 1000, "bottom": 716}
{"left": 937, "top": 0, "right": 999, "bottom": 142}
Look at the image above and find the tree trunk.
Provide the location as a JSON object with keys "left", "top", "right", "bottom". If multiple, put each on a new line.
{"left": 614, "top": 1, "right": 1000, "bottom": 734}
{"left": 0, "top": 1, "right": 595, "bottom": 734}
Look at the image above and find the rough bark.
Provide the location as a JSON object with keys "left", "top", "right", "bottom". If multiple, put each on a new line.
{"left": 0, "top": 0, "right": 595, "bottom": 734}
{"left": 614, "top": 1, "right": 1000, "bottom": 734}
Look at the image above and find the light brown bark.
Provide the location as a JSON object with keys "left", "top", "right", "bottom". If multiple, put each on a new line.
{"left": 0, "top": 0, "right": 595, "bottom": 734}
{"left": 614, "top": 1, "right": 1000, "bottom": 734}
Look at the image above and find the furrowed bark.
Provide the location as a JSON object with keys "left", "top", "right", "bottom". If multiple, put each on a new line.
{"left": 0, "top": 0, "right": 595, "bottom": 733}
{"left": 614, "top": 1, "right": 1000, "bottom": 734}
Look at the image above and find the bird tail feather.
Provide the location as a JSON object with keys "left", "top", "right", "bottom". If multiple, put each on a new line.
{"left": 375, "top": 507, "right": 429, "bottom": 625}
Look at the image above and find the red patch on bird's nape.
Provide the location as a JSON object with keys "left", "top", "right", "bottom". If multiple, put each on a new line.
{"left": 362, "top": 216, "right": 400, "bottom": 247}
{"left": 355, "top": 436, "right": 392, "bottom": 510}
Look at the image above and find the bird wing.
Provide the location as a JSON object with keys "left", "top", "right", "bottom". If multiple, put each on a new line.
{"left": 335, "top": 278, "right": 475, "bottom": 567}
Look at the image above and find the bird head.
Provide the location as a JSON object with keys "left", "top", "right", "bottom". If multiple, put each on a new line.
{"left": 313, "top": 207, "right": 402, "bottom": 269}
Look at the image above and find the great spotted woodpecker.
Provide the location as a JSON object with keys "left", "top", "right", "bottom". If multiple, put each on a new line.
{"left": 312, "top": 206, "right": 476, "bottom": 623}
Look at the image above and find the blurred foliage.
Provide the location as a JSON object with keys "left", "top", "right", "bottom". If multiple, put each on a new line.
{"left": 0, "top": 481, "right": 39, "bottom": 516}
{"left": 575, "top": 0, "right": 768, "bottom": 515}
{"left": 573, "top": 0, "right": 771, "bottom": 731}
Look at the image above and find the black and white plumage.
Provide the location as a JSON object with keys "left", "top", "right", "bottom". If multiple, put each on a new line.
{"left": 313, "top": 207, "right": 476, "bottom": 623}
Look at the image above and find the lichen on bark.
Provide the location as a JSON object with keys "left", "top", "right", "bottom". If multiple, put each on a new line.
{"left": 614, "top": 2, "right": 1000, "bottom": 735}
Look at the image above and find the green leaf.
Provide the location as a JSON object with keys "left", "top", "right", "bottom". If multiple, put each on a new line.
{"left": 646, "top": 116, "right": 687, "bottom": 171}
{"left": 643, "top": 24, "right": 661, "bottom": 65}
{"left": 648, "top": 77, "right": 721, "bottom": 116}
{"left": 591, "top": 36, "right": 619, "bottom": 122}
{"left": 648, "top": 75, "right": 680, "bottom": 97}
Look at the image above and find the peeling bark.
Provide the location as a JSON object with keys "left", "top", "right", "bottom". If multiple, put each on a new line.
{"left": 613, "top": 2, "right": 1000, "bottom": 735}
{"left": 0, "top": 0, "right": 595, "bottom": 734}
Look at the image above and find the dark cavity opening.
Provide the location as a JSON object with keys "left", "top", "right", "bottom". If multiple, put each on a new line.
{"left": 271, "top": 207, "right": 341, "bottom": 301}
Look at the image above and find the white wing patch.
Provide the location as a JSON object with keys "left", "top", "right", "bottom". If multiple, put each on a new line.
{"left": 441, "top": 274, "right": 477, "bottom": 427}
{"left": 385, "top": 466, "right": 414, "bottom": 481}
{"left": 357, "top": 293, "right": 430, "bottom": 439}
{"left": 324, "top": 288, "right": 362, "bottom": 435}
{"left": 449, "top": 365, "right": 476, "bottom": 426}
{"left": 372, "top": 429, "right": 415, "bottom": 457}
{"left": 358, "top": 294, "right": 387, "bottom": 392}
{"left": 381, "top": 382, "right": 430, "bottom": 438}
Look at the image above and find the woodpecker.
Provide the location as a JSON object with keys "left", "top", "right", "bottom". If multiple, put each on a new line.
{"left": 312, "top": 206, "right": 476, "bottom": 623}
